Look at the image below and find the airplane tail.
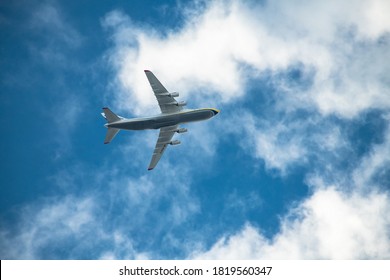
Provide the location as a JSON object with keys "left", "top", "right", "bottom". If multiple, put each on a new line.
{"left": 101, "top": 107, "right": 121, "bottom": 144}
{"left": 104, "top": 127, "right": 120, "bottom": 144}
{"left": 101, "top": 107, "right": 121, "bottom": 123}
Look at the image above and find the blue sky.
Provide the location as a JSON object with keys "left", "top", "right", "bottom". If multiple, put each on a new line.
{"left": 1, "top": 0, "right": 390, "bottom": 259}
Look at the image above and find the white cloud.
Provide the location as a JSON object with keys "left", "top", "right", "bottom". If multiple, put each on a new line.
{"left": 0, "top": 158, "right": 201, "bottom": 259}
{"left": 250, "top": 121, "right": 308, "bottom": 173}
{"left": 0, "top": 195, "right": 95, "bottom": 259}
{"left": 221, "top": 111, "right": 348, "bottom": 174}
{"left": 99, "top": 231, "right": 150, "bottom": 260}
{"left": 100, "top": 0, "right": 390, "bottom": 175}
{"left": 119, "top": 167, "right": 200, "bottom": 227}
{"left": 192, "top": 188, "right": 390, "bottom": 259}
{"left": 190, "top": 114, "right": 390, "bottom": 259}
{"left": 268, "top": 0, "right": 390, "bottom": 40}
{"left": 102, "top": 2, "right": 307, "bottom": 114}
{"left": 353, "top": 116, "right": 390, "bottom": 191}
{"left": 103, "top": 0, "right": 390, "bottom": 118}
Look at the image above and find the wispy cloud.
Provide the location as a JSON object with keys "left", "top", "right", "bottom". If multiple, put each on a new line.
{"left": 0, "top": 195, "right": 96, "bottom": 259}
{"left": 352, "top": 116, "right": 390, "bottom": 191}
{"left": 26, "top": 2, "right": 88, "bottom": 159}
{"left": 0, "top": 159, "right": 200, "bottom": 259}
{"left": 30, "top": 1, "right": 83, "bottom": 50}
{"left": 192, "top": 187, "right": 390, "bottom": 259}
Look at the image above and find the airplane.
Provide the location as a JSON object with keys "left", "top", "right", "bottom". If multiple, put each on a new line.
{"left": 102, "top": 70, "right": 220, "bottom": 170}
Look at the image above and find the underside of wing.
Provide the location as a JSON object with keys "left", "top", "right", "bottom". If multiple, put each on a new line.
{"left": 148, "top": 125, "right": 179, "bottom": 170}
{"left": 144, "top": 70, "right": 183, "bottom": 114}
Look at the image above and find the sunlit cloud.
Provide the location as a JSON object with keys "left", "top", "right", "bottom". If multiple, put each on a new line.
{"left": 192, "top": 187, "right": 390, "bottom": 259}
{"left": 103, "top": 0, "right": 390, "bottom": 118}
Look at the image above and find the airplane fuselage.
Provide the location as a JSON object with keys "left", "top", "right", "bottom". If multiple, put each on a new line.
{"left": 106, "top": 108, "right": 219, "bottom": 130}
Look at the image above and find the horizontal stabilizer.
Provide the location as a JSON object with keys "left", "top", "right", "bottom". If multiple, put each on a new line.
{"left": 104, "top": 128, "right": 120, "bottom": 144}
{"left": 102, "top": 107, "right": 121, "bottom": 123}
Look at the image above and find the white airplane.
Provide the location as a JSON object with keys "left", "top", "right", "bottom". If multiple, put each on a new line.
{"left": 102, "top": 70, "right": 220, "bottom": 170}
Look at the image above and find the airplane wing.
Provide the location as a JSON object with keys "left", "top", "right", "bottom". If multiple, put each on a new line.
{"left": 144, "top": 70, "right": 183, "bottom": 114}
{"left": 148, "top": 125, "right": 178, "bottom": 170}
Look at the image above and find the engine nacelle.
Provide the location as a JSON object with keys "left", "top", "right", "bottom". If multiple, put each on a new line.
{"left": 170, "top": 140, "right": 181, "bottom": 145}
{"left": 168, "top": 92, "right": 179, "bottom": 97}
{"left": 177, "top": 101, "right": 187, "bottom": 106}
{"left": 159, "top": 92, "right": 179, "bottom": 97}
{"left": 176, "top": 128, "right": 188, "bottom": 134}
{"left": 168, "top": 101, "right": 187, "bottom": 106}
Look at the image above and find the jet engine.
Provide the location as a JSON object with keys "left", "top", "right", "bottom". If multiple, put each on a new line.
{"left": 169, "top": 101, "right": 187, "bottom": 106}
{"left": 170, "top": 140, "right": 181, "bottom": 145}
{"left": 168, "top": 92, "right": 179, "bottom": 97}
{"left": 176, "top": 128, "right": 188, "bottom": 134}
{"left": 160, "top": 92, "right": 179, "bottom": 97}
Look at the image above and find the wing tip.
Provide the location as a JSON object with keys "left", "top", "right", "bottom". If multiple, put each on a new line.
{"left": 102, "top": 107, "right": 108, "bottom": 110}
{"left": 144, "top": 69, "right": 151, "bottom": 73}
{"left": 148, "top": 167, "right": 154, "bottom": 171}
